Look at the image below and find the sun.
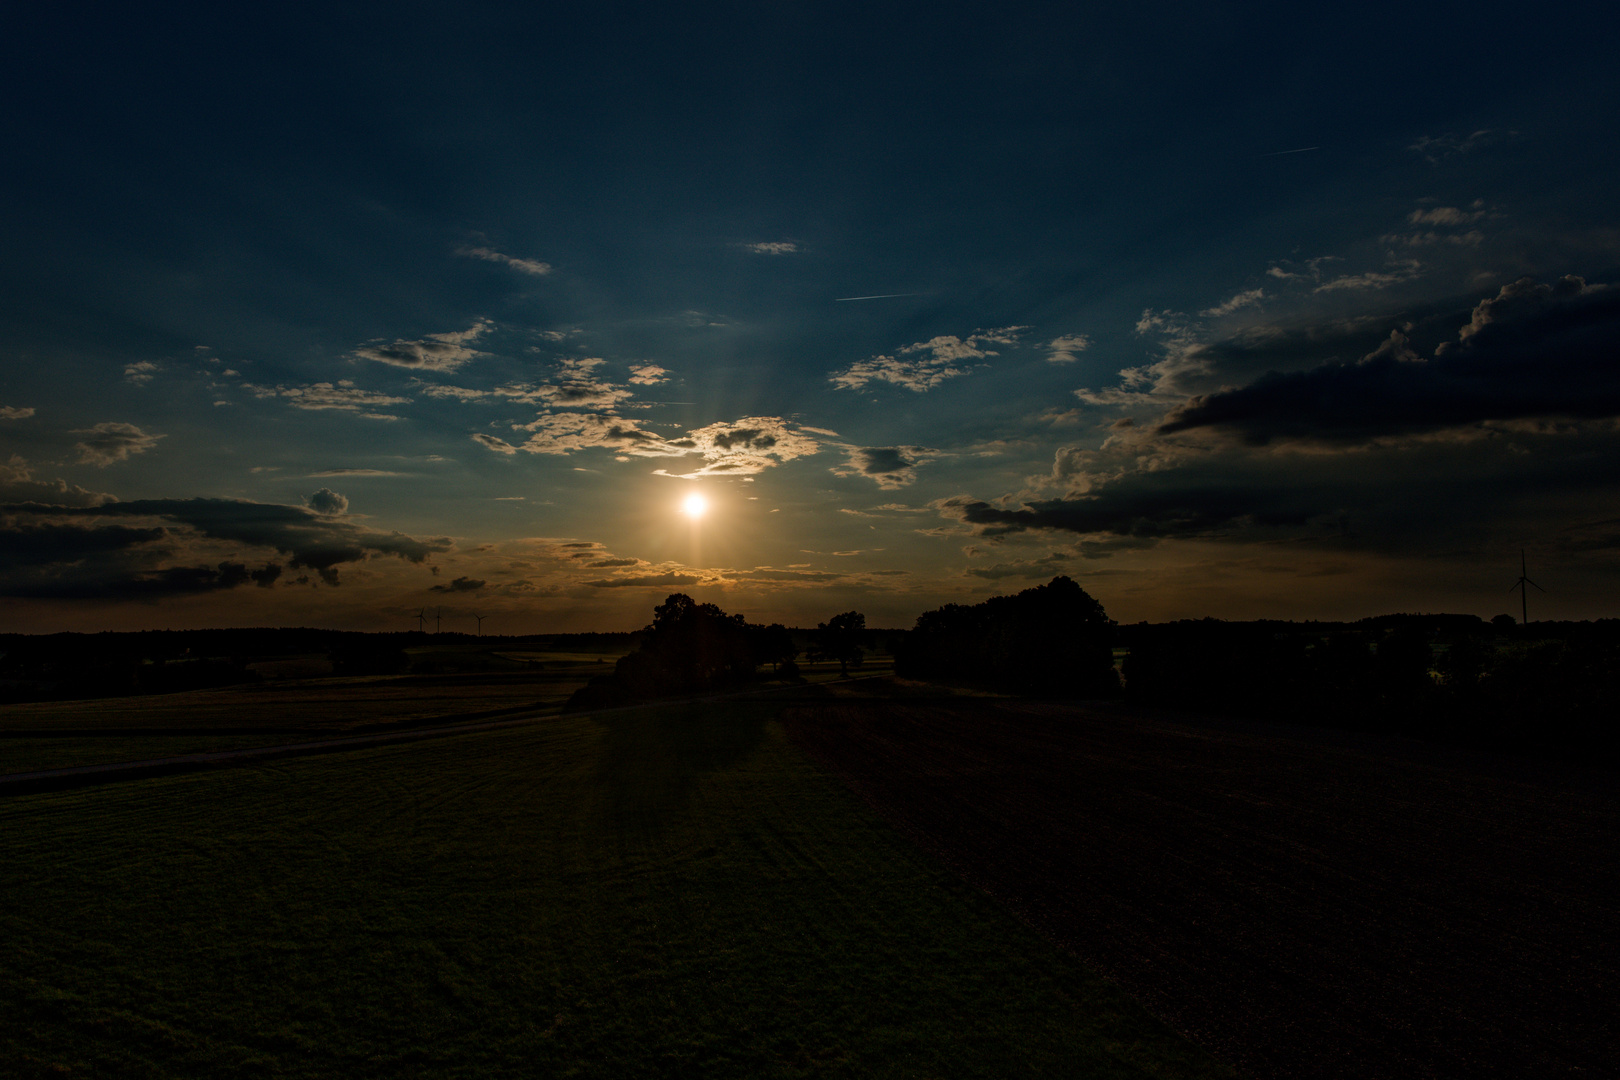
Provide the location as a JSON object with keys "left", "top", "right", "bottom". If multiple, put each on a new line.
{"left": 682, "top": 492, "right": 708, "bottom": 519}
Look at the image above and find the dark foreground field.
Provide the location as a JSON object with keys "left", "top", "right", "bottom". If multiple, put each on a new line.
{"left": 0, "top": 689, "right": 1223, "bottom": 1079}
{"left": 785, "top": 687, "right": 1619, "bottom": 1079}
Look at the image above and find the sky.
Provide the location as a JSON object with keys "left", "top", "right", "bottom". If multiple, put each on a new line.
{"left": 3, "top": 3, "right": 1619, "bottom": 633}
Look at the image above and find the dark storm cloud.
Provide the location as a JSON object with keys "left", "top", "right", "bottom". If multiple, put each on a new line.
{"left": 1158, "top": 278, "right": 1620, "bottom": 444}
{"left": 2, "top": 498, "right": 450, "bottom": 588}
{"left": 585, "top": 558, "right": 638, "bottom": 568}
{"left": 5, "top": 560, "right": 283, "bottom": 600}
{"left": 306, "top": 488, "right": 349, "bottom": 515}
{"left": 940, "top": 486, "right": 1324, "bottom": 541}
{"left": 0, "top": 521, "right": 166, "bottom": 570}
{"left": 430, "top": 575, "right": 486, "bottom": 592}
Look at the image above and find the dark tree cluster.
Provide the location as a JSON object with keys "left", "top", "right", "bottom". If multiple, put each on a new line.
{"left": 896, "top": 576, "right": 1119, "bottom": 697}
{"left": 564, "top": 594, "right": 800, "bottom": 711}
{"left": 1119, "top": 615, "right": 1620, "bottom": 763}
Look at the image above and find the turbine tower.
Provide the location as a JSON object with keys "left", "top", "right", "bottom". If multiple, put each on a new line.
{"left": 472, "top": 613, "right": 486, "bottom": 636}
{"left": 415, "top": 608, "right": 427, "bottom": 632}
{"left": 435, "top": 607, "right": 442, "bottom": 634}
{"left": 1509, "top": 549, "right": 1544, "bottom": 625}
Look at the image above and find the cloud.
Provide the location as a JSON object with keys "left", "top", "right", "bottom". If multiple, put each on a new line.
{"left": 1, "top": 555, "right": 285, "bottom": 600}
{"left": 354, "top": 320, "right": 492, "bottom": 371}
{"left": 742, "top": 242, "right": 797, "bottom": 255}
{"left": 0, "top": 406, "right": 34, "bottom": 420}
{"left": 306, "top": 488, "right": 349, "bottom": 515}
{"left": 416, "top": 384, "right": 493, "bottom": 401}
{"left": 1200, "top": 289, "right": 1265, "bottom": 318}
{"left": 830, "top": 327, "right": 1028, "bottom": 391}
{"left": 665, "top": 418, "right": 823, "bottom": 477}
{"left": 496, "top": 357, "right": 635, "bottom": 409}
{"left": 306, "top": 469, "right": 404, "bottom": 478}
{"left": 245, "top": 382, "right": 410, "bottom": 416}
{"left": 1407, "top": 205, "right": 1486, "bottom": 226}
{"left": 511, "top": 413, "right": 684, "bottom": 456}
{"left": 585, "top": 571, "right": 703, "bottom": 589}
{"left": 831, "top": 446, "right": 938, "bottom": 489}
{"left": 628, "top": 364, "right": 669, "bottom": 385}
{"left": 123, "top": 361, "right": 159, "bottom": 385}
{"left": 1313, "top": 259, "right": 1423, "bottom": 293}
{"left": 73, "top": 422, "right": 165, "bottom": 466}
{"left": 430, "top": 575, "right": 486, "bottom": 592}
{"left": 964, "top": 552, "right": 1078, "bottom": 580}
{"left": 1158, "top": 277, "right": 1620, "bottom": 445}
{"left": 0, "top": 456, "right": 115, "bottom": 507}
{"left": 1045, "top": 335, "right": 1091, "bottom": 363}
{"left": 1408, "top": 130, "right": 1508, "bottom": 164}
{"left": 937, "top": 485, "right": 1323, "bottom": 542}
{"left": 458, "top": 246, "right": 553, "bottom": 276}
{"left": 471, "top": 433, "right": 519, "bottom": 455}
{"left": 0, "top": 498, "right": 452, "bottom": 590}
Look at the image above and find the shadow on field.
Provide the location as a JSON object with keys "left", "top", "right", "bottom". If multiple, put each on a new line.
{"left": 590, "top": 701, "right": 770, "bottom": 828}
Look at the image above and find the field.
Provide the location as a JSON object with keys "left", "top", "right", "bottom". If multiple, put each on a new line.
{"left": 0, "top": 679, "right": 1222, "bottom": 1078}
{"left": 785, "top": 687, "right": 1619, "bottom": 1079}
{"left": 0, "top": 645, "right": 889, "bottom": 777}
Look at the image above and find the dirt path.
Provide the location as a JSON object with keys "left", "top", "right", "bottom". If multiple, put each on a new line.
{"left": 784, "top": 695, "right": 1619, "bottom": 1079}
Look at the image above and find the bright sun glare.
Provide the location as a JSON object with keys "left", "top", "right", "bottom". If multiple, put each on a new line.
{"left": 682, "top": 492, "right": 708, "bottom": 519}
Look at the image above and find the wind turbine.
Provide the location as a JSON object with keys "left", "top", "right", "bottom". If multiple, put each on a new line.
{"left": 415, "top": 608, "right": 427, "bottom": 633}
{"left": 1509, "top": 549, "right": 1544, "bottom": 625}
{"left": 472, "top": 613, "right": 486, "bottom": 636}
{"left": 435, "top": 607, "right": 442, "bottom": 634}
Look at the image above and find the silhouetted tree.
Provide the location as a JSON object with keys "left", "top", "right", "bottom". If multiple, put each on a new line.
{"left": 899, "top": 577, "right": 1117, "bottom": 696}
{"left": 564, "top": 594, "right": 764, "bottom": 710}
{"left": 813, "top": 611, "right": 866, "bottom": 676}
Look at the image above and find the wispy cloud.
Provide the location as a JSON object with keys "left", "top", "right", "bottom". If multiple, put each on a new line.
{"left": 458, "top": 246, "right": 553, "bottom": 275}
{"left": 0, "top": 406, "right": 34, "bottom": 420}
{"left": 354, "top": 320, "right": 492, "bottom": 371}
{"left": 123, "top": 361, "right": 159, "bottom": 385}
{"left": 1044, "top": 335, "right": 1091, "bottom": 363}
{"left": 245, "top": 381, "right": 409, "bottom": 418}
{"left": 1200, "top": 288, "right": 1265, "bottom": 317}
{"left": 73, "top": 422, "right": 165, "bottom": 466}
{"left": 1313, "top": 259, "right": 1423, "bottom": 293}
{"left": 830, "top": 327, "right": 1028, "bottom": 391}
{"left": 741, "top": 241, "right": 797, "bottom": 255}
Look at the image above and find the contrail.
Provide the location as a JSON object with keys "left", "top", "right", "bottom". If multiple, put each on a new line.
{"left": 834, "top": 292, "right": 923, "bottom": 302}
{"left": 1261, "top": 146, "right": 1320, "bottom": 157}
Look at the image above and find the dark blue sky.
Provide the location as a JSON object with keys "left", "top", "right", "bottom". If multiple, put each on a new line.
{"left": 4, "top": 3, "right": 1618, "bottom": 630}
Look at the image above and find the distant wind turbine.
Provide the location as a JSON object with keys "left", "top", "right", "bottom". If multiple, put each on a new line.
{"left": 435, "top": 607, "right": 442, "bottom": 634}
{"left": 472, "top": 613, "right": 486, "bottom": 636}
{"left": 415, "top": 608, "right": 427, "bottom": 632}
{"left": 1509, "top": 549, "right": 1544, "bottom": 625}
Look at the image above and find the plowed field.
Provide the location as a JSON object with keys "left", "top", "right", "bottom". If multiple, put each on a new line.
{"left": 784, "top": 691, "right": 1618, "bottom": 1079}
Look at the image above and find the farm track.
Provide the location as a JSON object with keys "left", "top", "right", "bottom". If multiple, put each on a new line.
{"left": 784, "top": 693, "right": 1619, "bottom": 1080}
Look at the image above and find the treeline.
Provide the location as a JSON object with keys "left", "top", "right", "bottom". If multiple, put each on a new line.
{"left": 896, "top": 576, "right": 1118, "bottom": 697}
{"left": 0, "top": 628, "right": 642, "bottom": 703}
{"left": 1119, "top": 616, "right": 1620, "bottom": 762}
{"left": 564, "top": 594, "right": 802, "bottom": 711}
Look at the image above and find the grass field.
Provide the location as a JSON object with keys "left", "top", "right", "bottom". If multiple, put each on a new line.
{"left": 1, "top": 687, "right": 1224, "bottom": 1078}
{"left": 0, "top": 651, "right": 893, "bottom": 777}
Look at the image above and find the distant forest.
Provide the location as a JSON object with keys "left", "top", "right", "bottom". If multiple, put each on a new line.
{"left": 4, "top": 579, "right": 1617, "bottom": 764}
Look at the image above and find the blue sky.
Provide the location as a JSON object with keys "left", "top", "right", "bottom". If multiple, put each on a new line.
{"left": 4, "top": 3, "right": 1619, "bottom": 631}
